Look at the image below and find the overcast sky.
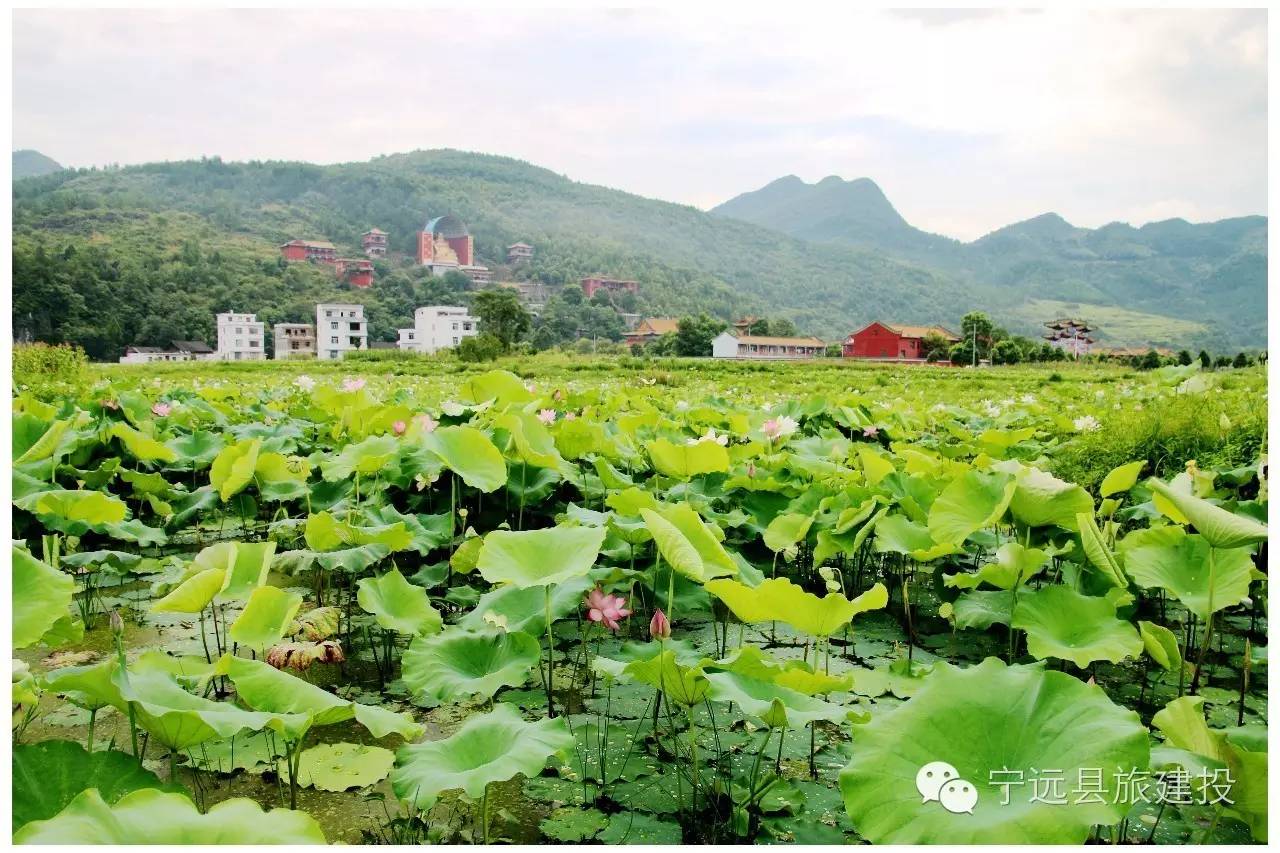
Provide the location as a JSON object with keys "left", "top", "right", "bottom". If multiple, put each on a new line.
{"left": 13, "top": 7, "right": 1267, "bottom": 240}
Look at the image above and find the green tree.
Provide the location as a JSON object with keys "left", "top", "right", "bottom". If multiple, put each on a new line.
{"left": 1177, "top": 350, "right": 1193, "bottom": 366}
{"left": 767, "top": 317, "right": 798, "bottom": 337}
{"left": 990, "top": 339, "right": 1022, "bottom": 365}
{"left": 471, "top": 289, "right": 531, "bottom": 352}
{"left": 456, "top": 332, "right": 505, "bottom": 362}
{"left": 675, "top": 314, "right": 727, "bottom": 357}
{"left": 920, "top": 332, "right": 953, "bottom": 361}
{"left": 1198, "top": 350, "right": 1212, "bottom": 368}
{"left": 1232, "top": 352, "right": 1251, "bottom": 368}
{"left": 1138, "top": 349, "right": 1162, "bottom": 370}
{"left": 959, "top": 311, "right": 995, "bottom": 363}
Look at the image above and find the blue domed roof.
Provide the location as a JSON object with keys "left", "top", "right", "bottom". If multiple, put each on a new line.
{"left": 423, "top": 214, "right": 469, "bottom": 238}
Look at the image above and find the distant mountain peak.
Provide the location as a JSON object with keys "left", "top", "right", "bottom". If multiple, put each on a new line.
{"left": 13, "top": 149, "right": 63, "bottom": 180}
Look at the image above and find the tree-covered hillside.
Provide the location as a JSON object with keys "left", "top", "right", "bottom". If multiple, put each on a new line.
{"left": 714, "top": 176, "right": 1267, "bottom": 348}
{"left": 13, "top": 150, "right": 1000, "bottom": 359}
{"left": 12, "top": 149, "right": 64, "bottom": 180}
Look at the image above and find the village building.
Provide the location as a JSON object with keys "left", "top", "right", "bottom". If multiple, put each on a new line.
{"left": 398, "top": 306, "right": 479, "bottom": 354}
{"left": 119, "top": 340, "right": 217, "bottom": 364}
{"left": 842, "top": 322, "right": 960, "bottom": 360}
{"left": 361, "top": 228, "right": 388, "bottom": 258}
{"left": 316, "top": 303, "right": 368, "bottom": 360}
{"left": 415, "top": 214, "right": 491, "bottom": 282}
{"left": 215, "top": 312, "right": 266, "bottom": 361}
{"left": 581, "top": 276, "right": 639, "bottom": 299}
{"left": 624, "top": 317, "right": 679, "bottom": 348}
{"left": 280, "top": 239, "right": 338, "bottom": 264}
{"left": 506, "top": 242, "right": 534, "bottom": 264}
{"left": 732, "top": 316, "right": 760, "bottom": 335}
{"left": 496, "top": 281, "right": 551, "bottom": 316}
{"left": 335, "top": 258, "right": 375, "bottom": 289}
{"left": 461, "top": 265, "right": 492, "bottom": 285}
{"left": 1044, "top": 319, "right": 1096, "bottom": 358}
{"left": 273, "top": 323, "right": 316, "bottom": 360}
{"left": 712, "top": 331, "right": 826, "bottom": 360}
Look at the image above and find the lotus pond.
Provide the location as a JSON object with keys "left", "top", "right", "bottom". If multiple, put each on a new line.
{"left": 11, "top": 356, "right": 1269, "bottom": 844}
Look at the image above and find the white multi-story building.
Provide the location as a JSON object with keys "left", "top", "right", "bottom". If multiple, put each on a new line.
{"left": 316, "top": 303, "right": 368, "bottom": 360}
{"left": 397, "top": 306, "right": 480, "bottom": 354}
{"left": 215, "top": 312, "right": 266, "bottom": 361}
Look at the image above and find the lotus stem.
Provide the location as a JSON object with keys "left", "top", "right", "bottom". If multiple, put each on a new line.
{"left": 86, "top": 708, "right": 96, "bottom": 753}
{"left": 1190, "top": 548, "right": 1217, "bottom": 694}
{"left": 544, "top": 585, "right": 556, "bottom": 718}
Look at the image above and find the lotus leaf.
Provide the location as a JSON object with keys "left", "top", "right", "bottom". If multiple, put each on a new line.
{"left": 639, "top": 508, "right": 704, "bottom": 581}
{"left": 646, "top": 437, "right": 730, "bottom": 479}
{"left": 402, "top": 628, "right": 540, "bottom": 706}
{"left": 13, "top": 546, "right": 75, "bottom": 649}
{"left": 320, "top": 434, "right": 399, "bottom": 481}
{"left": 391, "top": 703, "right": 572, "bottom": 808}
{"left": 872, "top": 513, "right": 957, "bottom": 561}
{"left": 357, "top": 568, "right": 443, "bottom": 636}
{"left": 621, "top": 651, "right": 710, "bottom": 707}
{"left": 1147, "top": 478, "right": 1268, "bottom": 549}
{"left": 1138, "top": 620, "right": 1183, "bottom": 672}
{"left": 109, "top": 422, "right": 178, "bottom": 463}
{"left": 458, "top": 575, "right": 592, "bottom": 635}
{"left": 13, "top": 788, "right": 326, "bottom": 844}
{"left": 476, "top": 524, "right": 605, "bottom": 588}
{"left": 704, "top": 669, "right": 853, "bottom": 727}
{"left": 1120, "top": 526, "right": 1254, "bottom": 620}
{"left": 421, "top": 425, "right": 507, "bottom": 492}
{"left": 296, "top": 742, "right": 395, "bottom": 791}
{"left": 1010, "top": 585, "right": 1142, "bottom": 667}
{"left": 1100, "top": 460, "right": 1146, "bottom": 497}
{"left": 927, "top": 469, "right": 1016, "bottom": 545}
{"left": 209, "top": 438, "right": 261, "bottom": 501}
{"left": 1006, "top": 465, "right": 1093, "bottom": 530}
{"left": 304, "top": 511, "right": 412, "bottom": 553}
{"left": 228, "top": 586, "right": 303, "bottom": 650}
{"left": 1077, "top": 513, "right": 1127, "bottom": 588}
{"left": 705, "top": 577, "right": 888, "bottom": 637}
{"left": 839, "top": 658, "right": 1149, "bottom": 843}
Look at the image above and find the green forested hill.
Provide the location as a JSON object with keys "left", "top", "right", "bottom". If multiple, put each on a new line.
{"left": 11, "top": 150, "right": 1264, "bottom": 359}
{"left": 12, "top": 149, "right": 64, "bottom": 180}
{"left": 714, "top": 176, "right": 1267, "bottom": 349}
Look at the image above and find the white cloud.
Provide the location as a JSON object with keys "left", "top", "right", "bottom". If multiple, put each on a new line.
{"left": 12, "top": 8, "right": 1266, "bottom": 240}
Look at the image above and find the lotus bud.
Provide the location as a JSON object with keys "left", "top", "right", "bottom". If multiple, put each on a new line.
{"left": 392, "top": 420, "right": 407, "bottom": 436}
{"left": 109, "top": 608, "right": 125, "bottom": 638}
{"left": 649, "top": 608, "right": 671, "bottom": 641}
{"left": 458, "top": 507, "right": 469, "bottom": 520}
{"left": 825, "top": 580, "right": 841, "bottom": 593}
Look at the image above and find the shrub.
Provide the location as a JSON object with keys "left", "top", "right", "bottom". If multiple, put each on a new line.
{"left": 13, "top": 342, "right": 88, "bottom": 388}
{"left": 456, "top": 333, "right": 505, "bottom": 363}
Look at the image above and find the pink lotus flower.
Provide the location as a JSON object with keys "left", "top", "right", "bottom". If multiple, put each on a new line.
{"left": 392, "top": 420, "right": 407, "bottom": 435}
{"left": 862, "top": 425, "right": 879, "bottom": 438}
{"left": 151, "top": 402, "right": 172, "bottom": 417}
{"left": 414, "top": 414, "right": 438, "bottom": 433}
{"left": 584, "top": 588, "right": 631, "bottom": 632}
{"left": 538, "top": 408, "right": 556, "bottom": 425}
{"left": 761, "top": 415, "right": 798, "bottom": 441}
{"left": 342, "top": 377, "right": 366, "bottom": 393}
{"left": 650, "top": 608, "right": 671, "bottom": 641}
{"left": 746, "top": 462, "right": 756, "bottom": 478}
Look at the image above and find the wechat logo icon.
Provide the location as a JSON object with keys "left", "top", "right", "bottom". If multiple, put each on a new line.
{"left": 916, "top": 761, "right": 978, "bottom": 815}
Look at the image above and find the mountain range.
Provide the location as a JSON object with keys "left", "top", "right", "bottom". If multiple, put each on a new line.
{"left": 11, "top": 148, "right": 1267, "bottom": 355}
{"left": 13, "top": 149, "right": 64, "bottom": 180}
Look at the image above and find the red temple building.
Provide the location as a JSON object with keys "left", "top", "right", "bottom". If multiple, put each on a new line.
{"left": 843, "top": 322, "right": 959, "bottom": 360}
{"left": 335, "top": 258, "right": 374, "bottom": 289}
{"left": 280, "top": 239, "right": 338, "bottom": 264}
{"left": 362, "top": 228, "right": 388, "bottom": 258}
{"left": 581, "top": 277, "right": 639, "bottom": 299}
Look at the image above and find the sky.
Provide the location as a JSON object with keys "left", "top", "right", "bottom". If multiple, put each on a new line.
{"left": 12, "top": 7, "right": 1267, "bottom": 240}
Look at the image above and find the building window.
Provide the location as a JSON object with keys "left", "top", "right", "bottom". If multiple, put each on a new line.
{"left": 329, "top": 350, "right": 338, "bottom": 359}
{"left": 330, "top": 322, "right": 338, "bottom": 330}
{"left": 330, "top": 336, "right": 338, "bottom": 344}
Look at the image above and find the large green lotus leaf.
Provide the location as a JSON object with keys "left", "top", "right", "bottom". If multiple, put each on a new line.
{"left": 704, "top": 669, "right": 852, "bottom": 727}
{"left": 357, "top": 569, "right": 443, "bottom": 636}
{"left": 839, "top": 658, "right": 1149, "bottom": 844}
{"left": 421, "top": 425, "right": 507, "bottom": 492}
{"left": 762, "top": 512, "right": 815, "bottom": 553}
{"left": 221, "top": 540, "right": 276, "bottom": 601}
{"left": 927, "top": 470, "right": 1016, "bottom": 545}
{"left": 1100, "top": 460, "right": 1146, "bottom": 498}
{"left": 391, "top": 704, "right": 572, "bottom": 808}
{"left": 458, "top": 369, "right": 534, "bottom": 407}
{"left": 114, "top": 668, "right": 304, "bottom": 751}
{"left": 1010, "top": 585, "right": 1142, "bottom": 667}
{"left": 948, "top": 542, "right": 1048, "bottom": 591}
{"left": 1006, "top": 466, "right": 1093, "bottom": 530}
{"left": 497, "top": 411, "right": 566, "bottom": 471}
{"left": 166, "top": 430, "right": 225, "bottom": 470}
{"left": 13, "top": 788, "right": 326, "bottom": 844}
{"left": 706, "top": 577, "right": 888, "bottom": 637}
{"left": 24, "top": 490, "right": 128, "bottom": 531}
{"left": 304, "top": 511, "right": 412, "bottom": 553}
{"left": 639, "top": 508, "right": 704, "bottom": 581}
{"left": 1119, "top": 526, "right": 1254, "bottom": 620}
{"left": 655, "top": 503, "right": 737, "bottom": 577}
{"left": 1137, "top": 621, "right": 1183, "bottom": 672}
{"left": 108, "top": 422, "right": 179, "bottom": 464}
{"left": 402, "top": 628, "right": 541, "bottom": 706}
{"left": 1152, "top": 696, "right": 1228, "bottom": 761}
{"left": 951, "top": 589, "right": 1015, "bottom": 629}
{"left": 459, "top": 575, "right": 593, "bottom": 635}
{"left": 621, "top": 651, "right": 710, "bottom": 708}
{"left": 702, "top": 645, "right": 853, "bottom": 696}
{"left": 15, "top": 418, "right": 72, "bottom": 465}
{"left": 646, "top": 437, "right": 729, "bottom": 479}
{"left": 228, "top": 586, "right": 303, "bottom": 650}
{"left": 319, "top": 434, "right": 400, "bottom": 482}
{"left": 872, "top": 513, "right": 957, "bottom": 562}
{"left": 209, "top": 438, "right": 262, "bottom": 501}
{"left": 151, "top": 568, "right": 226, "bottom": 614}
{"left": 297, "top": 742, "right": 395, "bottom": 792}
{"left": 1077, "top": 513, "right": 1127, "bottom": 588}
{"left": 1147, "top": 478, "right": 1268, "bottom": 549}
{"left": 13, "top": 546, "right": 75, "bottom": 649}
{"left": 11, "top": 740, "right": 180, "bottom": 832}
{"left": 215, "top": 655, "right": 422, "bottom": 741}
{"left": 253, "top": 452, "right": 312, "bottom": 501}
{"left": 476, "top": 525, "right": 605, "bottom": 588}
{"left": 42, "top": 659, "right": 123, "bottom": 711}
